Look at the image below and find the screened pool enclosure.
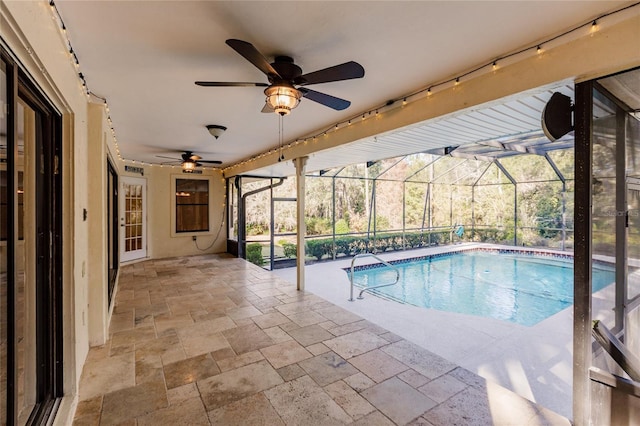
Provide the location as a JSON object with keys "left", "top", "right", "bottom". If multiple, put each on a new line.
{"left": 228, "top": 134, "right": 574, "bottom": 270}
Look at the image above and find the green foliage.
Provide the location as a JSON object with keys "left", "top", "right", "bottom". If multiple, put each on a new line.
{"left": 304, "top": 231, "right": 445, "bottom": 261}
{"left": 306, "top": 239, "right": 332, "bottom": 260}
{"left": 535, "top": 192, "right": 562, "bottom": 238}
{"left": 242, "top": 152, "right": 573, "bottom": 251}
{"left": 246, "top": 243, "right": 264, "bottom": 266}
{"left": 374, "top": 215, "right": 390, "bottom": 231}
{"left": 246, "top": 223, "right": 267, "bottom": 236}
{"left": 335, "top": 218, "right": 350, "bottom": 234}
{"left": 282, "top": 242, "right": 297, "bottom": 258}
{"left": 305, "top": 217, "right": 332, "bottom": 235}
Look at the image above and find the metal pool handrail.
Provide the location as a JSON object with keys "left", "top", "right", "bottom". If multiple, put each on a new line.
{"left": 349, "top": 253, "right": 400, "bottom": 301}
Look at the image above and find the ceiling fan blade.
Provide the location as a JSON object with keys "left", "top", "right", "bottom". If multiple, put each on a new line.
{"left": 299, "top": 88, "right": 351, "bottom": 111}
{"left": 156, "top": 155, "right": 180, "bottom": 160}
{"left": 261, "top": 103, "right": 275, "bottom": 113}
{"left": 226, "top": 39, "right": 281, "bottom": 79}
{"left": 198, "top": 160, "right": 223, "bottom": 165}
{"left": 195, "top": 81, "right": 269, "bottom": 87}
{"left": 295, "top": 61, "right": 364, "bottom": 86}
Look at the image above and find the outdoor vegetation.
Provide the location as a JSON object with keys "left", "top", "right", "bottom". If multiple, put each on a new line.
{"left": 239, "top": 150, "right": 575, "bottom": 266}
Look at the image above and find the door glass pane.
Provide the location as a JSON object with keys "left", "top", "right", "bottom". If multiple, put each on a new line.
{"left": 627, "top": 115, "right": 640, "bottom": 301}
{"left": 591, "top": 89, "right": 618, "bottom": 329}
{"left": 125, "top": 184, "right": 142, "bottom": 253}
{"left": 16, "top": 99, "right": 35, "bottom": 423}
{"left": 0, "top": 57, "right": 7, "bottom": 425}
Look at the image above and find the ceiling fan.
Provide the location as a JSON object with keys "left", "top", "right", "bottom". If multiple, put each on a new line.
{"left": 156, "top": 151, "right": 222, "bottom": 172}
{"left": 196, "top": 39, "right": 365, "bottom": 115}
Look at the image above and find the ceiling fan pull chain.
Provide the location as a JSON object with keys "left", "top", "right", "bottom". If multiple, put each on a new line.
{"left": 278, "top": 114, "right": 284, "bottom": 162}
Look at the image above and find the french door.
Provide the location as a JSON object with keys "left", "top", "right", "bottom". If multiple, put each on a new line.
{"left": 120, "top": 177, "right": 147, "bottom": 262}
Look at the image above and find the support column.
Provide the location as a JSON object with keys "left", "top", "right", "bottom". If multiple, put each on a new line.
{"left": 294, "top": 157, "right": 308, "bottom": 291}
{"left": 573, "top": 80, "right": 593, "bottom": 425}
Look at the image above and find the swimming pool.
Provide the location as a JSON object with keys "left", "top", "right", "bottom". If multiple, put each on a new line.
{"left": 347, "top": 249, "right": 615, "bottom": 326}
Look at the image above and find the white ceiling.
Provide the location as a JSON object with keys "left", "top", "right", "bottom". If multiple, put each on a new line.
{"left": 54, "top": 1, "right": 630, "bottom": 172}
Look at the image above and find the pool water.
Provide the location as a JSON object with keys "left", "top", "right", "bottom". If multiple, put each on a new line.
{"left": 349, "top": 250, "right": 615, "bottom": 326}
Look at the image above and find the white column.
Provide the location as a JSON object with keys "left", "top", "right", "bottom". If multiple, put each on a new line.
{"left": 294, "top": 156, "right": 308, "bottom": 291}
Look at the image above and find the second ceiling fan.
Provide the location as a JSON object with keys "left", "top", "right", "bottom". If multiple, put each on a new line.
{"left": 196, "top": 39, "right": 365, "bottom": 115}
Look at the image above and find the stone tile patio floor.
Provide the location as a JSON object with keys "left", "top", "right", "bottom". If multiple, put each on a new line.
{"left": 73, "top": 254, "right": 570, "bottom": 425}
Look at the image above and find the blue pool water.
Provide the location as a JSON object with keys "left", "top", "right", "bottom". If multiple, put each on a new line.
{"left": 348, "top": 250, "right": 615, "bottom": 326}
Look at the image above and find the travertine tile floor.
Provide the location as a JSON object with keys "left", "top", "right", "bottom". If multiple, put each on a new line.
{"left": 73, "top": 254, "right": 570, "bottom": 425}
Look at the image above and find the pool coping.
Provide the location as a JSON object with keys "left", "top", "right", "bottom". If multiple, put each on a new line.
{"left": 343, "top": 245, "right": 615, "bottom": 273}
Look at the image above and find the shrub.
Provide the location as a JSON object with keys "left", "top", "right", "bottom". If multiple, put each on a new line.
{"left": 334, "top": 236, "right": 354, "bottom": 256}
{"left": 306, "top": 239, "right": 329, "bottom": 260}
{"left": 246, "top": 243, "right": 264, "bottom": 266}
{"left": 282, "top": 242, "right": 297, "bottom": 258}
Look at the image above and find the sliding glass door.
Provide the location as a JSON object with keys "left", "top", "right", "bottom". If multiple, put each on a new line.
{"left": 1, "top": 46, "right": 63, "bottom": 425}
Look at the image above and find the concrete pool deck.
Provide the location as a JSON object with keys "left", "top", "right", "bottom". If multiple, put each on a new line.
{"left": 274, "top": 243, "right": 618, "bottom": 420}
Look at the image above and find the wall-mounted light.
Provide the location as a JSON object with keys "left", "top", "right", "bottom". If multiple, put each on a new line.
{"left": 206, "top": 124, "right": 227, "bottom": 139}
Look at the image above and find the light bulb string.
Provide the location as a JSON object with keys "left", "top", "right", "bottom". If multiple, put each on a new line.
{"left": 46, "top": 0, "right": 639, "bottom": 169}
{"left": 240, "top": 0, "right": 640, "bottom": 170}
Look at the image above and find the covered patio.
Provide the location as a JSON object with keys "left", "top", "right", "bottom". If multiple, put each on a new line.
{"left": 73, "top": 253, "right": 569, "bottom": 425}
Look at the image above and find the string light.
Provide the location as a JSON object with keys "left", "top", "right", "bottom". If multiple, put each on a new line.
{"left": 51, "top": 0, "right": 625, "bottom": 176}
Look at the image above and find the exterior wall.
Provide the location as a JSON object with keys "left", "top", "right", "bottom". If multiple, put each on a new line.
{"left": 87, "top": 103, "right": 109, "bottom": 346}
{"left": 145, "top": 166, "right": 227, "bottom": 259}
{"left": 1, "top": 1, "right": 91, "bottom": 424}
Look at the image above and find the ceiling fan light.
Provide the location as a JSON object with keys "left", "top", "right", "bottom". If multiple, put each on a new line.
{"left": 265, "top": 85, "right": 301, "bottom": 115}
{"left": 182, "top": 160, "right": 196, "bottom": 172}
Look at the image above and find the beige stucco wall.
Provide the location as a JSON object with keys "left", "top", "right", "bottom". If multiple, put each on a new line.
{"left": 1, "top": 1, "right": 90, "bottom": 423}
{"left": 87, "top": 102, "right": 109, "bottom": 346}
{"left": 144, "top": 166, "right": 227, "bottom": 259}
